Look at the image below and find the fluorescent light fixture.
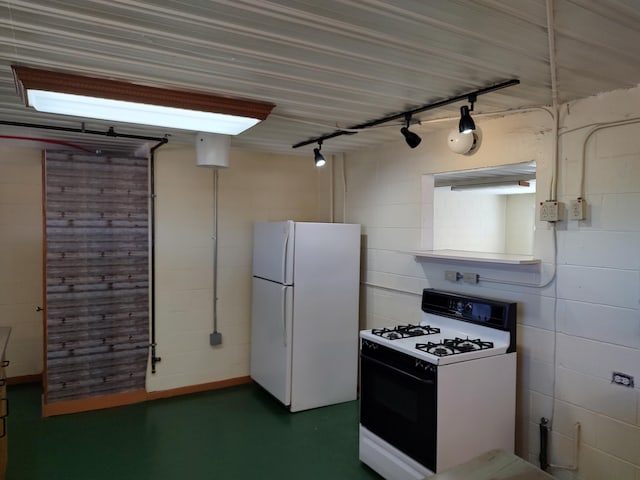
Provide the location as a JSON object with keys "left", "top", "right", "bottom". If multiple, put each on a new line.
{"left": 12, "top": 66, "right": 274, "bottom": 135}
{"left": 26, "top": 90, "right": 259, "bottom": 135}
{"left": 451, "top": 179, "right": 536, "bottom": 195}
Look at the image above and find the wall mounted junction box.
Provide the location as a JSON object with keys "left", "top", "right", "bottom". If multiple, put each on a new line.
{"left": 445, "top": 270, "right": 461, "bottom": 282}
{"left": 569, "top": 197, "right": 586, "bottom": 220}
{"left": 462, "top": 272, "right": 479, "bottom": 284}
{"left": 539, "top": 200, "right": 561, "bottom": 222}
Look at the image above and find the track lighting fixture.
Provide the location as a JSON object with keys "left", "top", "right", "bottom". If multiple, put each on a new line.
{"left": 313, "top": 141, "right": 326, "bottom": 167}
{"left": 400, "top": 113, "right": 422, "bottom": 148}
{"left": 458, "top": 94, "right": 477, "bottom": 134}
{"left": 292, "top": 79, "right": 519, "bottom": 150}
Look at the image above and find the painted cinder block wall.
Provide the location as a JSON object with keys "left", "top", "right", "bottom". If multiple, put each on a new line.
{"left": 0, "top": 146, "right": 330, "bottom": 392}
{"left": 346, "top": 86, "right": 640, "bottom": 480}
{"left": 147, "top": 146, "right": 331, "bottom": 392}
{"left": 1, "top": 84, "right": 638, "bottom": 479}
{"left": 0, "top": 147, "right": 43, "bottom": 377}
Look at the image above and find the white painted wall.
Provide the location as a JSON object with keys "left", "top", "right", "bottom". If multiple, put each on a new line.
{"left": 432, "top": 188, "right": 534, "bottom": 254}
{"left": 0, "top": 147, "right": 43, "bottom": 377}
{"left": 433, "top": 187, "right": 506, "bottom": 252}
{"left": 147, "top": 146, "right": 330, "bottom": 391}
{"left": 0, "top": 145, "right": 330, "bottom": 391}
{"left": 1, "top": 84, "right": 638, "bottom": 479}
{"left": 346, "top": 87, "right": 640, "bottom": 479}
{"left": 506, "top": 193, "right": 536, "bottom": 255}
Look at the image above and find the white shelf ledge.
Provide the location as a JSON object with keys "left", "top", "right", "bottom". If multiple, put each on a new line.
{"left": 412, "top": 249, "right": 540, "bottom": 265}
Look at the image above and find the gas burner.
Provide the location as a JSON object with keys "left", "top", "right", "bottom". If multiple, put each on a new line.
{"left": 446, "top": 337, "right": 494, "bottom": 352}
{"left": 416, "top": 337, "right": 494, "bottom": 357}
{"left": 416, "top": 342, "right": 457, "bottom": 357}
{"left": 371, "top": 324, "right": 440, "bottom": 340}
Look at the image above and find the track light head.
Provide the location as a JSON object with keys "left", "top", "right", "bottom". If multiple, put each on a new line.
{"left": 401, "top": 114, "right": 422, "bottom": 148}
{"left": 458, "top": 105, "right": 476, "bottom": 134}
{"left": 400, "top": 127, "right": 422, "bottom": 148}
{"left": 313, "top": 141, "right": 326, "bottom": 167}
{"left": 459, "top": 94, "right": 477, "bottom": 134}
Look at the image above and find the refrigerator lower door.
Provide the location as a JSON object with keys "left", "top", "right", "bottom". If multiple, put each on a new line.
{"left": 289, "top": 222, "right": 361, "bottom": 412}
{"left": 250, "top": 277, "right": 293, "bottom": 406}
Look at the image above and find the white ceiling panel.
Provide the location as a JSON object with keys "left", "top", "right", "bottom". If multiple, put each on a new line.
{"left": 0, "top": 0, "right": 639, "bottom": 156}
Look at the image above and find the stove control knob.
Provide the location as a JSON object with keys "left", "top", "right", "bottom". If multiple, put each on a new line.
{"left": 415, "top": 360, "right": 436, "bottom": 373}
{"left": 363, "top": 340, "right": 378, "bottom": 350}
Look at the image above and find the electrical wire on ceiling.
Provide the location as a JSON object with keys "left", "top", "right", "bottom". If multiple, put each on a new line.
{"left": 0, "top": 135, "right": 91, "bottom": 152}
{"left": 0, "top": 120, "right": 168, "bottom": 143}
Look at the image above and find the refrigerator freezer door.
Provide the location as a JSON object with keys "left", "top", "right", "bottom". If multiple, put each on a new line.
{"left": 252, "top": 220, "right": 294, "bottom": 285}
{"left": 250, "top": 277, "right": 294, "bottom": 406}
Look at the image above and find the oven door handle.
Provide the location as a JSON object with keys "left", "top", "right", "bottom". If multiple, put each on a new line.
{"left": 361, "top": 354, "right": 435, "bottom": 385}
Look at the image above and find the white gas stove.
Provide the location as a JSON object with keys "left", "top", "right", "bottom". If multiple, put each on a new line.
{"left": 359, "top": 289, "right": 518, "bottom": 480}
{"left": 360, "top": 317, "right": 510, "bottom": 366}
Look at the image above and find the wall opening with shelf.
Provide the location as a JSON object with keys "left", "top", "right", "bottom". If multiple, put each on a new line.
{"left": 421, "top": 161, "right": 537, "bottom": 259}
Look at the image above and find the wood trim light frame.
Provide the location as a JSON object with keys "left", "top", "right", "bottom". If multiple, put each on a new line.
{"left": 12, "top": 66, "right": 275, "bottom": 135}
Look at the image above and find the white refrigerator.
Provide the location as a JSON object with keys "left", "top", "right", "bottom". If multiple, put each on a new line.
{"left": 250, "top": 221, "right": 361, "bottom": 412}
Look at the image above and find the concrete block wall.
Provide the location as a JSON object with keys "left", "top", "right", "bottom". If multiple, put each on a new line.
{"left": 0, "top": 144, "right": 329, "bottom": 391}
{"left": 346, "top": 87, "right": 640, "bottom": 479}
{"left": 147, "top": 147, "right": 329, "bottom": 392}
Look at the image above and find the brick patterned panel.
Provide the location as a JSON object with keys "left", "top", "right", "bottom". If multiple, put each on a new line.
{"left": 44, "top": 152, "right": 149, "bottom": 403}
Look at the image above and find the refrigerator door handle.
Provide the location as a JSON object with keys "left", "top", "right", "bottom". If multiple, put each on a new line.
{"left": 282, "top": 286, "right": 287, "bottom": 347}
{"left": 282, "top": 223, "right": 291, "bottom": 284}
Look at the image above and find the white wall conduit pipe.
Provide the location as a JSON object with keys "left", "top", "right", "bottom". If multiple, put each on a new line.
{"left": 194, "top": 132, "right": 230, "bottom": 346}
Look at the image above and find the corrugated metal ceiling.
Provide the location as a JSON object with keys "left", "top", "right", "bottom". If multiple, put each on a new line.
{"left": 0, "top": 0, "right": 639, "bottom": 156}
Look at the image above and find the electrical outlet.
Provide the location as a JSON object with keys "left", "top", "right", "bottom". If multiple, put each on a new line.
{"left": 445, "top": 271, "right": 460, "bottom": 282}
{"left": 462, "top": 272, "right": 479, "bottom": 284}
{"left": 612, "top": 372, "right": 634, "bottom": 388}
{"left": 540, "top": 200, "right": 561, "bottom": 222}
{"left": 569, "top": 197, "right": 586, "bottom": 220}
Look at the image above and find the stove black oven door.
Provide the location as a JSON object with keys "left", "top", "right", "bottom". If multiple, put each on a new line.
{"left": 360, "top": 344, "right": 437, "bottom": 472}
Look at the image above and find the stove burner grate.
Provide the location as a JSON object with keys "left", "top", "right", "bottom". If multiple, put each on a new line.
{"left": 371, "top": 324, "right": 440, "bottom": 340}
{"left": 416, "top": 337, "right": 494, "bottom": 357}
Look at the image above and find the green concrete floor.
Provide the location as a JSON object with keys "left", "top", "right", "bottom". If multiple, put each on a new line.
{"left": 8, "top": 382, "right": 381, "bottom": 480}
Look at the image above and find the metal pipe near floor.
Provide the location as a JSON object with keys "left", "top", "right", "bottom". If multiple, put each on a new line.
{"left": 149, "top": 137, "right": 169, "bottom": 373}
{"left": 539, "top": 417, "right": 550, "bottom": 471}
{"left": 539, "top": 417, "right": 581, "bottom": 472}
{"left": 209, "top": 168, "right": 222, "bottom": 346}
{"left": 194, "top": 132, "right": 229, "bottom": 346}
